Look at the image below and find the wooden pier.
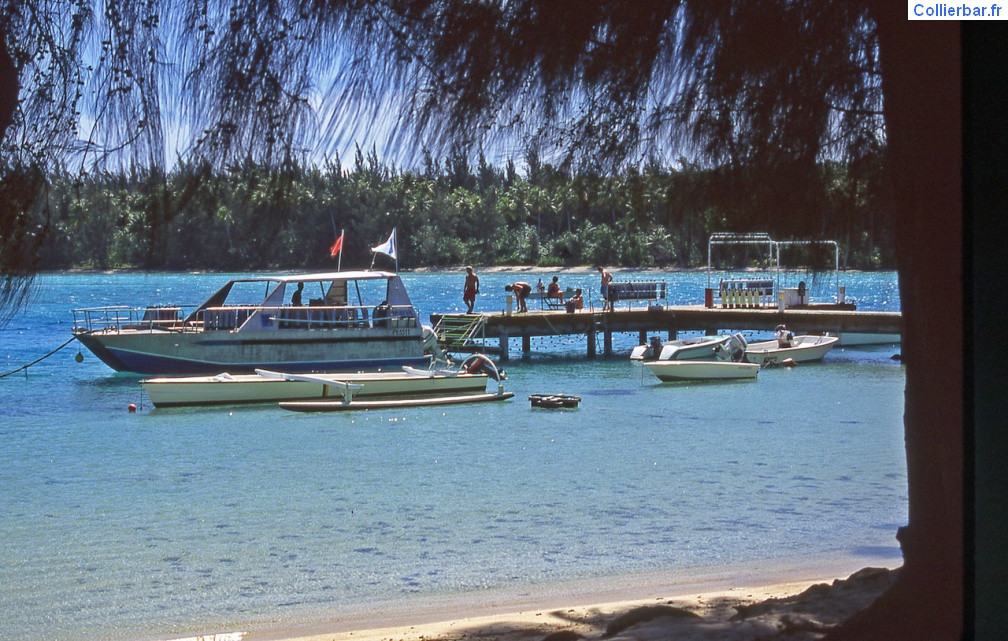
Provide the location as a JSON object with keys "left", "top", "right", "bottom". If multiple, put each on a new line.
{"left": 430, "top": 305, "right": 902, "bottom": 361}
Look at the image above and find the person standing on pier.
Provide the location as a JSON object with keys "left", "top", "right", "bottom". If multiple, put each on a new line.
{"left": 505, "top": 281, "right": 532, "bottom": 313}
{"left": 597, "top": 266, "right": 613, "bottom": 312}
{"left": 463, "top": 266, "right": 480, "bottom": 313}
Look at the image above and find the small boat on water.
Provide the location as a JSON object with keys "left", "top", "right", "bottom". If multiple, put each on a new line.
{"left": 529, "top": 393, "right": 581, "bottom": 409}
{"left": 743, "top": 326, "right": 838, "bottom": 366}
{"left": 73, "top": 271, "right": 441, "bottom": 375}
{"left": 630, "top": 334, "right": 731, "bottom": 361}
{"left": 640, "top": 333, "right": 759, "bottom": 382}
{"left": 280, "top": 390, "right": 515, "bottom": 412}
{"left": 836, "top": 332, "right": 901, "bottom": 346}
{"left": 141, "top": 354, "right": 504, "bottom": 408}
{"left": 643, "top": 359, "right": 760, "bottom": 382}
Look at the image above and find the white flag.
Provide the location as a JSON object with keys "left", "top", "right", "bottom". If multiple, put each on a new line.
{"left": 370, "top": 228, "right": 397, "bottom": 260}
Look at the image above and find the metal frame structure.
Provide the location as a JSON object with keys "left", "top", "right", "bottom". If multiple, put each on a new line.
{"left": 707, "top": 232, "right": 840, "bottom": 301}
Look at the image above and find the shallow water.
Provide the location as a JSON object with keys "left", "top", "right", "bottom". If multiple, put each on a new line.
{"left": 0, "top": 271, "right": 904, "bottom": 641}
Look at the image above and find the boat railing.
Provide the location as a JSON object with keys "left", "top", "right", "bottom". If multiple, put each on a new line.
{"left": 73, "top": 303, "right": 420, "bottom": 333}
{"left": 201, "top": 304, "right": 419, "bottom": 332}
{"left": 72, "top": 305, "right": 188, "bottom": 333}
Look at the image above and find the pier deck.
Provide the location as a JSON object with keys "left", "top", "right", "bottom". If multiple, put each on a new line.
{"left": 430, "top": 305, "right": 901, "bottom": 360}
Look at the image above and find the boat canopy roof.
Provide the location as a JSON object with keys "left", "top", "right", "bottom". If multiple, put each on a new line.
{"left": 228, "top": 270, "right": 398, "bottom": 283}
{"left": 193, "top": 271, "right": 413, "bottom": 314}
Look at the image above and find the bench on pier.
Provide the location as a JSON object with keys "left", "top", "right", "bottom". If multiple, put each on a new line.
{"left": 537, "top": 287, "right": 576, "bottom": 311}
{"left": 607, "top": 281, "right": 667, "bottom": 309}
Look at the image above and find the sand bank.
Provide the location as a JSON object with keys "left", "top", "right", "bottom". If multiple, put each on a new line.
{"left": 203, "top": 556, "right": 901, "bottom": 641}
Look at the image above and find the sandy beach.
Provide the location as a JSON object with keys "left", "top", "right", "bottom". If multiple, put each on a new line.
{"left": 172, "top": 557, "right": 902, "bottom": 641}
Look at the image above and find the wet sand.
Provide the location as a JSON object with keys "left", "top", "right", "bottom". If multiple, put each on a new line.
{"left": 177, "top": 556, "right": 901, "bottom": 641}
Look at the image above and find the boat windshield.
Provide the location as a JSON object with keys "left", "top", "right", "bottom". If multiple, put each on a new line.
{"left": 224, "top": 280, "right": 282, "bottom": 306}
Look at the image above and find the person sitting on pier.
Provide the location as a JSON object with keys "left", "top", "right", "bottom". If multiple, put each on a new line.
{"left": 546, "top": 276, "right": 563, "bottom": 301}
{"left": 565, "top": 288, "right": 584, "bottom": 313}
{"left": 505, "top": 281, "right": 532, "bottom": 313}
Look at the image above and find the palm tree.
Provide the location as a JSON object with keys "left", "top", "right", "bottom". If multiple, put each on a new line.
{"left": 0, "top": 2, "right": 963, "bottom": 636}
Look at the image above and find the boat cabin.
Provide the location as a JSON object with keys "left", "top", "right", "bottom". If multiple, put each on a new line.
{"left": 190, "top": 271, "right": 419, "bottom": 332}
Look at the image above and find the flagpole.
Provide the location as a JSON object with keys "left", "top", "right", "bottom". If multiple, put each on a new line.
{"left": 393, "top": 227, "right": 398, "bottom": 273}
{"left": 337, "top": 228, "right": 344, "bottom": 272}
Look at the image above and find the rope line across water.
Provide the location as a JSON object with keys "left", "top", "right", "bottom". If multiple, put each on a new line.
{"left": 0, "top": 337, "right": 78, "bottom": 379}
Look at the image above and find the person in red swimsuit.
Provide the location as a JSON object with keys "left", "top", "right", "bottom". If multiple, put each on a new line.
{"left": 463, "top": 266, "right": 480, "bottom": 313}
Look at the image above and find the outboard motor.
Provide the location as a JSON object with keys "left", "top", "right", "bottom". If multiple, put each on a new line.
{"left": 422, "top": 325, "right": 450, "bottom": 365}
{"left": 649, "top": 336, "right": 662, "bottom": 359}
{"left": 775, "top": 324, "right": 794, "bottom": 348}
{"left": 725, "top": 333, "right": 748, "bottom": 362}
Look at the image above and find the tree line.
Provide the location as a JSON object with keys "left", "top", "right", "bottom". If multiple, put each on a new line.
{"left": 30, "top": 145, "right": 893, "bottom": 272}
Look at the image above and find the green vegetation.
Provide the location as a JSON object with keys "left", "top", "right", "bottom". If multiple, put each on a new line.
{"left": 32, "top": 146, "right": 893, "bottom": 271}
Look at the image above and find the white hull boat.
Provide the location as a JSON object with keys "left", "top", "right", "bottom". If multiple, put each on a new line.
{"left": 640, "top": 333, "right": 757, "bottom": 381}
{"left": 630, "top": 334, "right": 731, "bottom": 361}
{"left": 743, "top": 330, "right": 838, "bottom": 365}
{"left": 643, "top": 359, "right": 760, "bottom": 381}
{"left": 836, "top": 332, "right": 901, "bottom": 346}
{"left": 280, "top": 390, "right": 514, "bottom": 412}
{"left": 142, "top": 355, "right": 503, "bottom": 408}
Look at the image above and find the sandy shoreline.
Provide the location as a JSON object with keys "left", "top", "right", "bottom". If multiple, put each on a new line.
{"left": 170, "top": 555, "right": 901, "bottom": 641}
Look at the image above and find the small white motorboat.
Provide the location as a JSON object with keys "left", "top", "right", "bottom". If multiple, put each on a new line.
{"left": 643, "top": 359, "right": 760, "bottom": 382}
{"left": 141, "top": 354, "right": 504, "bottom": 408}
{"left": 640, "top": 333, "right": 758, "bottom": 382}
{"left": 743, "top": 326, "right": 839, "bottom": 366}
{"left": 630, "top": 334, "right": 731, "bottom": 361}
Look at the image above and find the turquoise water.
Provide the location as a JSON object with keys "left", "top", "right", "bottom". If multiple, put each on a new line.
{"left": 0, "top": 271, "right": 904, "bottom": 641}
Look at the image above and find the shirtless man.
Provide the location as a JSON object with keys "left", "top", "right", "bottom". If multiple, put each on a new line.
{"left": 463, "top": 266, "right": 480, "bottom": 313}
{"left": 504, "top": 281, "right": 532, "bottom": 313}
{"left": 597, "top": 266, "right": 614, "bottom": 312}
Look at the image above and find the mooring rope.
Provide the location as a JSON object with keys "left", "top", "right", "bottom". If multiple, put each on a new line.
{"left": 0, "top": 336, "right": 78, "bottom": 379}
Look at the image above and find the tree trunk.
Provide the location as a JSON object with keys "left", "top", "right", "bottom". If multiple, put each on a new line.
{"left": 0, "top": 29, "right": 16, "bottom": 146}
{"left": 828, "top": 15, "right": 962, "bottom": 641}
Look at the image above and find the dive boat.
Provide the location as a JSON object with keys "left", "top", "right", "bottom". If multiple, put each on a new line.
{"left": 140, "top": 355, "right": 504, "bottom": 408}
{"left": 630, "top": 334, "right": 731, "bottom": 361}
{"left": 72, "top": 271, "right": 439, "bottom": 375}
{"left": 743, "top": 326, "right": 838, "bottom": 366}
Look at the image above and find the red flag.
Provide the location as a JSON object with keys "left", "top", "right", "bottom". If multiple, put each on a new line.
{"left": 329, "top": 233, "right": 344, "bottom": 257}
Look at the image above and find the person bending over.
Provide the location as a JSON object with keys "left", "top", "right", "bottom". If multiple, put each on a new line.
{"left": 504, "top": 281, "right": 532, "bottom": 313}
